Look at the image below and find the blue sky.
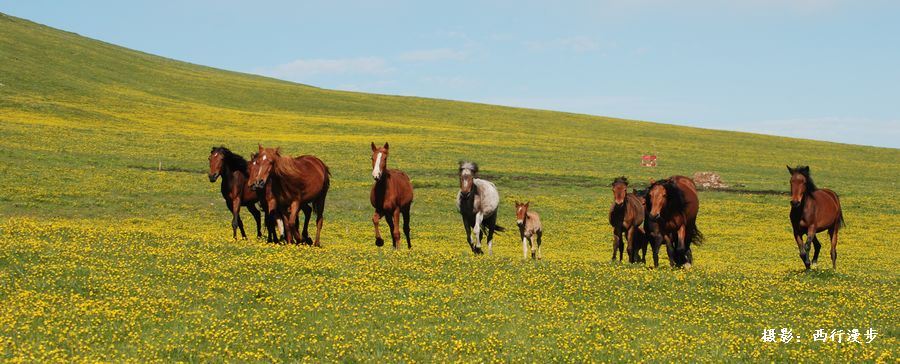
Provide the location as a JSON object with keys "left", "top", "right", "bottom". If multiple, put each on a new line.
{"left": 4, "top": 0, "right": 898, "bottom": 148}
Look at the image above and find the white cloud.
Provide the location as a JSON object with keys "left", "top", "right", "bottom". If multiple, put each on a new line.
{"left": 253, "top": 57, "right": 391, "bottom": 80}
{"left": 397, "top": 48, "right": 468, "bottom": 62}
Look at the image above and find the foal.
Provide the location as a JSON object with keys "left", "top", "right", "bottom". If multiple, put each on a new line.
{"left": 515, "top": 201, "right": 543, "bottom": 259}
{"left": 208, "top": 147, "right": 262, "bottom": 239}
{"left": 608, "top": 177, "right": 645, "bottom": 263}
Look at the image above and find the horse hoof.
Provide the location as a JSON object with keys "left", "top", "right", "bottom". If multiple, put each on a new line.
{"left": 683, "top": 263, "right": 692, "bottom": 269}
{"left": 811, "top": 262, "right": 817, "bottom": 269}
{"left": 375, "top": 237, "right": 385, "bottom": 247}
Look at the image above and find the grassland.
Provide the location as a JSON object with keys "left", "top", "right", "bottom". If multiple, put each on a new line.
{"left": 0, "top": 12, "right": 898, "bottom": 362}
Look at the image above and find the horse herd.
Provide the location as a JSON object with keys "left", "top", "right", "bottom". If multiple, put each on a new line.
{"left": 207, "top": 144, "right": 845, "bottom": 269}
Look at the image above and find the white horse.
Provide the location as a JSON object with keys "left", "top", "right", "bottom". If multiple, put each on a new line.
{"left": 457, "top": 161, "right": 505, "bottom": 255}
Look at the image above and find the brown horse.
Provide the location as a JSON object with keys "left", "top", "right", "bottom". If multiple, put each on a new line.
{"left": 370, "top": 142, "right": 414, "bottom": 249}
{"left": 608, "top": 177, "right": 645, "bottom": 263}
{"left": 247, "top": 145, "right": 330, "bottom": 246}
{"left": 208, "top": 147, "right": 262, "bottom": 239}
{"left": 646, "top": 176, "right": 703, "bottom": 267}
{"left": 787, "top": 166, "right": 844, "bottom": 270}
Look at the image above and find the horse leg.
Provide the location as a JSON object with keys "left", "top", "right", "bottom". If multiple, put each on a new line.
{"left": 536, "top": 230, "right": 542, "bottom": 260}
{"left": 484, "top": 214, "right": 497, "bottom": 256}
{"left": 462, "top": 215, "right": 475, "bottom": 253}
{"left": 372, "top": 211, "right": 384, "bottom": 247}
{"left": 804, "top": 225, "right": 818, "bottom": 270}
{"left": 473, "top": 212, "right": 484, "bottom": 251}
{"left": 312, "top": 197, "right": 325, "bottom": 248}
{"left": 284, "top": 202, "right": 300, "bottom": 245}
{"left": 829, "top": 225, "right": 839, "bottom": 270}
{"left": 626, "top": 226, "right": 637, "bottom": 263}
{"left": 230, "top": 198, "right": 246, "bottom": 239}
{"left": 224, "top": 200, "right": 237, "bottom": 239}
{"left": 247, "top": 203, "right": 262, "bottom": 239}
{"left": 676, "top": 225, "right": 687, "bottom": 267}
{"left": 402, "top": 206, "right": 411, "bottom": 249}
{"left": 391, "top": 209, "right": 402, "bottom": 250}
{"left": 300, "top": 204, "right": 313, "bottom": 245}
{"left": 384, "top": 212, "right": 397, "bottom": 250}
{"left": 811, "top": 236, "right": 822, "bottom": 268}
{"left": 612, "top": 227, "right": 622, "bottom": 262}
{"left": 522, "top": 234, "right": 528, "bottom": 259}
{"left": 794, "top": 231, "right": 809, "bottom": 270}
{"left": 664, "top": 235, "right": 676, "bottom": 267}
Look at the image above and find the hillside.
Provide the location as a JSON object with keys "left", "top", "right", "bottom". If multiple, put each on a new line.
{"left": 0, "top": 13, "right": 897, "bottom": 362}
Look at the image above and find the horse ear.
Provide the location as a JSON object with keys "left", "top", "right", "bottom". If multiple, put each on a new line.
{"left": 371, "top": 142, "right": 377, "bottom": 152}
{"left": 525, "top": 201, "right": 530, "bottom": 208}
{"left": 649, "top": 178, "right": 656, "bottom": 184}
{"left": 275, "top": 147, "right": 282, "bottom": 155}
{"left": 786, "top": 165, "right": 793, "bottom": 173}
{"left": 258, "top": 144, "right": 263, "bottom": 151}
{"left": 799, "top": 166, "right": 809, "bottom": 173}
{"left": 383, "top": 142, "right": 389, "bottom": 150}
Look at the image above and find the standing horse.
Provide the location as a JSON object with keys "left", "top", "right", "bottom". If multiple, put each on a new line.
{"left": 608, "top": 177, "right": 645, "bottom": 263}
{"left": 248, "top": 145, "right": 330, "bottom": 246}
{"left": 646, "top": 176, "right": 703, "bottom": 267}
{"left": 787, "top": 166, "right": 844, "bottom": 270}
{"left": 515, "top": 201, "right": 543, "bottom": 259}
{"left": 457, "top": 161, "right": 505, "bottom": 255}
{"left": 370, "top": 142, "right": 414, "bottom": 249}
{"left": 208, "top": 147, "right": 262, "bottom": 239}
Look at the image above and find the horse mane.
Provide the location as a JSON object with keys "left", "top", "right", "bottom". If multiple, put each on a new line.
{"left": 459, "top": 161, "right": 478, "bottom": 174}
{"left": 793, "top": 165, "right": 817, "bottom": 197}
{"left": 612, "top": 176, "right": 629, "bottom": 186}
{"left": 212, "top": 146, "right": 248, "bottom": 176}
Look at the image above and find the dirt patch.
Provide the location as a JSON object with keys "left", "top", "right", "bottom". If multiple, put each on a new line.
{"left": 693, "top": 171, "right": 728, "bottom": 189}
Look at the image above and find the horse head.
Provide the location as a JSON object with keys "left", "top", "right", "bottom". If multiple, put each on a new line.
{"left": 248, "top": 144, "right": 278, "bottom": 191}
{"left": 787, "top": 165, "right": 815, "bottom": 207}
{"left": 515, "top": 201, "right": 530, "bottom": 226}
{"left": 611, "top": 176, "right": 629, "bottom": 206}
{"left": 371, "top": 142, "right": 389, "bottom": 181}
{"left": 458, "top": 161, "right": 479, "bottom": 197}
{"left": 208, "top": 147, "right": 225, "bottom": 182}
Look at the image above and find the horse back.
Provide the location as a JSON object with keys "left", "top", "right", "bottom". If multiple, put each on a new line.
{"left": 293, "top": 155, "right": 330, "bottom": 201}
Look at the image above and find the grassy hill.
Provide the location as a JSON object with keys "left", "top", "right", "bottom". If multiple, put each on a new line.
{"left": 0, "top": 13, "right": 897, "bottom": 362}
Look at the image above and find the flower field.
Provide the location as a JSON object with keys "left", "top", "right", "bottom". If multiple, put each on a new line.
{"left": 0, "top": 13, "right": 897, "bottom": 362}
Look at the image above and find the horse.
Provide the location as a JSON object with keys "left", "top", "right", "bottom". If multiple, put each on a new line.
{"left": 787, "top": 166, "right": 844, "bottom": 270}
{"left": 208, "top": 147, "right": 262, "bottom": 239}
{"left": 457, "top": 161, "right": 505, "bottom": 255}
{"left": 645, "top": 176, "right": 703, "bottom": 268}
{"left": 608, "top": 176, "right": 645, "bottom": 263}
{"left": 370, "top": 142, "right": 414, "bottom": 250}
{"left": 247, "top": 145, "right": 330, "bottom": 246}
{"left": 515, "top": 201, "right": 543, "bottom": 259}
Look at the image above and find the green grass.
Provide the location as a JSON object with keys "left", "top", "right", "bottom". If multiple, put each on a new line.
{"left": 0, "top": 12, "right": 897, "bottom": 362}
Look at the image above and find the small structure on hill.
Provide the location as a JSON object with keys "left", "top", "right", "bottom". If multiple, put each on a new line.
{"left": 641, "top": 153, "right": 657, "bottom": 167}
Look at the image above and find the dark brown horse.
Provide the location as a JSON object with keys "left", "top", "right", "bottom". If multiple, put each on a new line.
{"left": 247, "top": 145, "right": 330, "bottom": 246}
{"left": 645, "top": 176, "right": 703, "bottom": 267}
{"left": 787, "top": 166, "right": 844, "bottom": 270}
{"left": 208, "top": 147, "right": 262, "bottom": 239}
{"left": 370, "top": 142, "right": 414, "bottom": 249}
{"left": 609, "top": 177, "right": 646, "bottom": 263}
